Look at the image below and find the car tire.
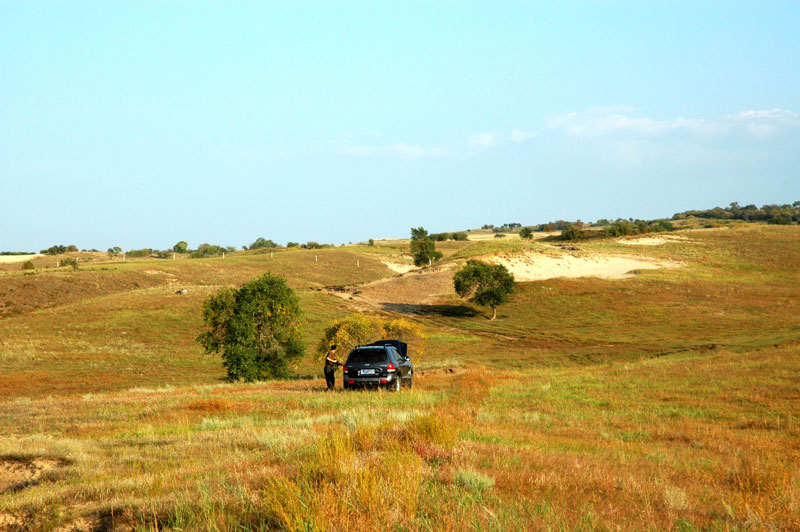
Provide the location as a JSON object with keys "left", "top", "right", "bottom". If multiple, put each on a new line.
{"left": 407, "top": 377, "right": 413, "bottom": 390}
{"left": 392, "top": 376, "right": 401, "bottom": 392}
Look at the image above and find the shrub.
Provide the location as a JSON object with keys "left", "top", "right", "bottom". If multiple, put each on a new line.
{"left": 190, "top": 244, "right": 226, "bottom": 258}
{"left": 172, "top": 241, "right": 188, "bottom": 253}
{"left": 287, "top": 242, "right": 299, "bottom": 248}
{"left": 248, "top": 237, "right": 277, "bottom": 250}
{"left": 605, "top": 220, "right": 635, "bottom": 237}
{"left": 519, "top": 227, "right": 533, "bottom": 239}
{"left": 41, "top": 245, "right": 67, "bottom": 255}
{"left": 317, "top": 314, "right": 426, "bottom": 358}
{"left": 21, "top": 260, "right": 35, "bottom": 270}
{"left": 367, "top": 239, "right": 374, "bottom": 246}
{"left": 560, "top": 223, "right": 585, "bottom": 241}
{"left": 452, "top": 232, "right": 468, "bottom": 241}
{"left": 494, "top": 233, "right": 505, "bottom": 238}
{"left": 767, "top": 216, "right": 791, "bottom": 225}
{"left": 126, "top": 248, "right": 153, "bottom": 258}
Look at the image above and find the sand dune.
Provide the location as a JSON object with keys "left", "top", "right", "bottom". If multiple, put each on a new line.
{"left": 0, "top": 254, "right": 41, "bottom": 264}
{"left": 486, "top": 251, "right": 680, "bottom": 281}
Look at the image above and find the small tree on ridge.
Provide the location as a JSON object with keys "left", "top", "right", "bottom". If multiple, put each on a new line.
{"left": 410, "top": 227, "right": 442, "bottom": 266}
{"left": 453, "top": 260, "right": 515, "bottom": 321}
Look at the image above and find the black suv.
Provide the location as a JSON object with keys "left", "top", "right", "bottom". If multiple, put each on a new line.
{"left": 342, "top": 340, "right": 413, "bottom": 391}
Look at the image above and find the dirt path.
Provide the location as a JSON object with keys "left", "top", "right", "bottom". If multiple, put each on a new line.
{"left": 323, "top": 263, "right": 458, "bottom": 312}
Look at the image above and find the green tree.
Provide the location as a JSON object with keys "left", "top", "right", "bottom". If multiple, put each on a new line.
{"left": 453, "top": 260, "right": 515, "bottom": 321}
{"left": 196, "top": 273, "right": 305, "bottom": 381}
{"left": 410, "top": 227, "right": 442, "bottom": 266}
{"left": 173, "top": 241, "right": 188, "bottom": 253}
{"left": 519, "top": 227, "right": 533, "bottom": 239}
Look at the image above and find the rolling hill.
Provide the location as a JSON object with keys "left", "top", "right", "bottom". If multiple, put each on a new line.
{"left": 0, "top": 223, "right": 798, "bottom": 531}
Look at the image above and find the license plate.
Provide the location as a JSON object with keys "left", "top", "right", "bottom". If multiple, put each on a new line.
{"left": 359, "top": 369, "right": 376, "bottom": 376}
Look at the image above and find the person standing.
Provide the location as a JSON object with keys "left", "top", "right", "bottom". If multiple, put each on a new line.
{"left": 324, "top": 345, "right": 341, "bottom": 390}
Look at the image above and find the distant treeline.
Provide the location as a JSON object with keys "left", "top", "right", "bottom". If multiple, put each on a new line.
{"left": 672, "top": 202, "right": 800, "bottom": 225}
{"left": 534, "top": 219, "right": 676, "bottom": 242}
{"left": 14, "top": 202, "right": 797, "bottom": 257}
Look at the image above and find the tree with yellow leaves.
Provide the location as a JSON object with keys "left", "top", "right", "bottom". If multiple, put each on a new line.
{"left": 317, "top": 314, "right": 426, "bottom": 359}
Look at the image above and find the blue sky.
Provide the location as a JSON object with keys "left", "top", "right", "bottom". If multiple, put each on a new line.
{"left": 2, "top": 1, "right": 798, "bottom": 251}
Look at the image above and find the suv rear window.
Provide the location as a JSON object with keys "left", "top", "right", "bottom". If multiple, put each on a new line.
{"left": 347, "top": 349, "right": 388, "bottom": 364}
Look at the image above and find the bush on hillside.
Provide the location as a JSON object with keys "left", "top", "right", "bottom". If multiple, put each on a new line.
{"left": 604, "top": 221, "right": 635, "bottom": 237}
{"left": 21, "top": 260, "right": 35, "bottom": 271}
{"left": 61, "top": 258, "right": 78, "bottom": 270}
{"left": 317, "top": 314, "right": 426, "bottom": 358}
{"left": 560, "top": 223, "right": 585, "bottom": 241}
{"left": 126, "top": 248, "right": 153, "bottom": 258}
{"left": 41, "top": 245, "right": 69, "bottom": 255}
{"left": 190, "top": 244, "right": 227, "bottom": 258}
{"left": 248, "top": 237, "right": 278, "bottom": 250}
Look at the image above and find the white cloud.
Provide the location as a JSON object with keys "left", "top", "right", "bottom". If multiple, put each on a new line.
{"left": 509, "top": 129, "right": 536, "bottom": 143}
{"left": 339, "top": 143, "right": 447, "bottom": 160}
{"left": 543, "top": 107, "right": 800, "bottom": 171}
{"left": 548, "top": 107, "right": 799, "bottom": 140}
{"left": 735, "top": 109, "right": 798, "bottom": 120}
{"left": 468, "top": 132, "right": 496, "bottom": 149}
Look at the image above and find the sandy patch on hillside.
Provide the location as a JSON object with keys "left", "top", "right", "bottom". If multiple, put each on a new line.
{"left": 617, "top": 235, "right": 690, "bottom": 246}
{"left": 486, "top": 251, "right": 680, "bottom": 281}
{"left": 381, "top": 260, "right": 416, "bottom": 274}
{"left": 0, "top": 457, "right": 63, "bottom": 494}
{"left": 467, "top": 233, "right": 520, "bottom": 241}
{"left": 467, "top": 231, "right": 559, "bottom": 241}
{"left": 0, "top": 254, "right": 41, "bottom": 264}
{"left": 324, "top": 263, "right": 458, "bottom": 311}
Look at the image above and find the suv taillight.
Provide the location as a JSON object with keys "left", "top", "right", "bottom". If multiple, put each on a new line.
{"left": 387, "top": 363, "right": 396, "bottom": 372}
{"left": 342, "top": 366, "right": 348, "bottom": 372}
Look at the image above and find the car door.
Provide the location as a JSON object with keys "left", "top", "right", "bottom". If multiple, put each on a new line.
{"left": 391, "top": 347, "right": 411, "bottom": 381}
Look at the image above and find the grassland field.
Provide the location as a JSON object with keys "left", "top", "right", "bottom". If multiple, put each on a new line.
{"left": 0, "top": 223, "right": 798, "bottom": 531}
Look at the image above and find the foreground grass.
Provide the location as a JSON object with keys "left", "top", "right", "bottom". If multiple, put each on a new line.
{"left": 1, "top": 345, "right": 798, "bottom": 531}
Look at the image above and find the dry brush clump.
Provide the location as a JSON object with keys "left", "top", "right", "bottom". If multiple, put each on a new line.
{"left": 316, "top": 313, "right": 427, "bottom": 358}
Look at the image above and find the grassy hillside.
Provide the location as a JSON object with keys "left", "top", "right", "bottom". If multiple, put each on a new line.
{"left": 0, "top": 224, "right": 798, "bottom": 531}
